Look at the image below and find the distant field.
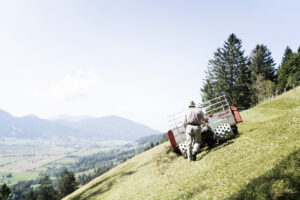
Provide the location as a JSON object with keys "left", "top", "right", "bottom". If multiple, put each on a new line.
{"left": 52, "top": 158, "right": 78, "bottom": 164}
{"left": 0, "top": 137, "right": 34, "bottom": 145}
{"left": 0, "top": 145, "right": 74, "bottom": 173}
{"left": 0, "top": 171, "right": 39, "bottom": 185}
{"left": 0, "top": 141, "right": 137, "bottom": 186}
{"left": 0, "top": 144, "right": 100, "bottom": 185}
{"left": 70, "top": 147, "right": 110, "bottom": 157}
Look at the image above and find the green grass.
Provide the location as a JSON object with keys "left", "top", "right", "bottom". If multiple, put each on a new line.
{"left": 64, "top": 87, "right": 300, "bottom": 200}
{"left": 226, "top": 149, "right": 300, "bottom": 200}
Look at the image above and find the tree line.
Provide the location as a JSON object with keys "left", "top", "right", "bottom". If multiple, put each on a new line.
{"left": 1, "top": 134, "right": 169, "bottom": 200}
{"left": 0, "top": 169, "right": 76, "bottom": 200}
{"left": 201, "top": 33, "right": 300, "bottom": 108}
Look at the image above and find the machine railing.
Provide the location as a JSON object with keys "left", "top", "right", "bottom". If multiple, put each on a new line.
{"left": 167, "top": 109, "right": 187, "bottom": 130}
{"left": 167, "top": 95, "right": 231, "bottom": 130}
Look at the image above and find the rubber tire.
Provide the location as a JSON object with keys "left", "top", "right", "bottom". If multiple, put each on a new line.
{"left": 231, "top": 125, "right": 239, "bottom": 135}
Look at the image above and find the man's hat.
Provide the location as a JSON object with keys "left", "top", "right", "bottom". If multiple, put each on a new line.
{"left": 189, "top": 101, "right": 195, "bottom": 108}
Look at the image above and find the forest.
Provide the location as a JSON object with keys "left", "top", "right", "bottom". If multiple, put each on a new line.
{"left": 201, "top": 33, "right": 300, "bottom": 108}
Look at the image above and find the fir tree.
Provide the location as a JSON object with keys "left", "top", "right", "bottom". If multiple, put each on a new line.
{"left": 201, "top": 33, "right": 252, "bottom": 108}
{"left": 277, "top": 47, "right": 300, "bottom": 91}
{"left": 249, "top": 44, "right": 276, "bottom": 103}
{"left": 201, "top": 79, "right": 215, "bottom": 102}
{"left": 57, "top": 169, "right": 77, "bottom": 199}
{"left": 25, "top": 188, "right": 36, "bottom": 200}
{"left": 0, "top": 183, "right": 12, "bottom": 200}
{"left": 281, "top": 46, "right": 293, "bottom": 64}
{"left": 37, "top": 176, "right": 56, "bottom": 200}
{"left": 249, "top": 44, "right": 276, "bottom": 82}
{"left": 285, "top": 52, "right": 300, "bottom": 89}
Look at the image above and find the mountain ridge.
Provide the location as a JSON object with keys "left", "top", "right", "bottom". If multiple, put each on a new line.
{"left": 0, "top": 110, "right": 161, "bottom": 141}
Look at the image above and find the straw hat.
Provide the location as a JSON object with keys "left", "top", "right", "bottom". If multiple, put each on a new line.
{"left": 189, "top": 101, "right": 196, "bottom": 108}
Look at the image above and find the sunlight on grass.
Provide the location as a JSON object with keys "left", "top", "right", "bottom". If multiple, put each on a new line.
{"left": 64, "top": 87, "right": 300, "bottom": 200}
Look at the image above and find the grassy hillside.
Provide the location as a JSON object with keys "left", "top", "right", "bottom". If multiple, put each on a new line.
{"left": 64, "top": 88, "right": 300, "bottom": 200}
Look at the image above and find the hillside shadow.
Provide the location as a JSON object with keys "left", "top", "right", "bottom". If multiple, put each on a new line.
{"left": 225, "top": 149, "right": 300, "bottom": 200}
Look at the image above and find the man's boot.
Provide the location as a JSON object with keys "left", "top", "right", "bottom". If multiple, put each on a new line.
{"left": 192, "top": 154, "right": 196, "bottom": 161}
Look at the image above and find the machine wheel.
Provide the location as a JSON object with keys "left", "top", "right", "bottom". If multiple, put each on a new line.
{"left": 173, "top": 148, "right": 182, "bottom": 155}
{"left": 202, "top": 129, "right": 216, "bottom": 148}
{"left": 231, "top": 125, "right": 239, "bottom": 135}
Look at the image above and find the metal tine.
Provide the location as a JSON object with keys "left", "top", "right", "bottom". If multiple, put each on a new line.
{"left": 201, "top": 98, "right": 227, "bottom": 108}
{"left": 201, "top": 95, "right": 226, "bottom": 104}
{"left": 166, "top": 109, "right": 188, "bottom": 118}
{"left": 206, "top": 105, "right": 230, "bottom": 113}
{"left": 169, "top": 121, "right": 184, "bottom": 129}
{"left": 170, "top": 125, "right": 184, "bottom": 130}
{"left": 167, "top": 114, "right": 186, "bottom": 122}
{"left": 169, "top": 122, "right": 184, "bottom": 128}
{"left": 167, "top": 95, "right": 231, "bottom": 131}
{"left": 172, "top": 121, "right": 184, "bottom": 125}
{"left": 202, "top": 99, "right": 228, "bottom": 108}
{"left": 206, "top": 104, "right": 229, "bottom": 111}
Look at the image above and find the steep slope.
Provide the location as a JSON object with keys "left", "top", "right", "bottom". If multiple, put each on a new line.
{"left": 64, "top": 87, "right": 300, "bottom": 200}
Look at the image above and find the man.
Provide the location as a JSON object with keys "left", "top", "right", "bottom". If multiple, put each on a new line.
{"left": 183, "top": 101, "right": 208, "bottom": 161}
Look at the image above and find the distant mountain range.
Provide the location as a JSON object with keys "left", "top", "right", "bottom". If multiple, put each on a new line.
{"left": 0, "top": 109, "right": 161, "bottom": 141}
{"left": 50, "top": 114, "right": 93, "bottom": 122}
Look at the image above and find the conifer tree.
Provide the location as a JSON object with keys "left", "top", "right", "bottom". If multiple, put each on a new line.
{"left": 284, "top": 52, "right": 300, "bottom": 89}
{"left": 0, "top": 183, "right": 12, "bottom": 200}
{"left": 249, "top": 44, "right": 276, "bottom": 103}
{"left": 25, "top": 188, "right": 36, "bottom": 200}
{"left": 57, "top": 169, "right": 77, "bottom": 199}
{"left": 201, "top": 33, "right": 252, "bottom": 108}
{"left": 277, "top": 47, "right": 300, "bottom": 91}
{"left": 37, "top": 176, "right": 56, "bottom": 200}
{"left": 249, "top": 44, "right": 276, "bottom": 82}
{"left": 281, "top": 46, "right": 293, "bottom": 64}
{"left": 201, "top": 79, "right": 215, "bottom": 102}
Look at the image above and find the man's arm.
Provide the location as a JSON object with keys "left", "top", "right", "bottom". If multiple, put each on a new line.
{"left": 183, "top": 115, "right": 187, "bottom": 128}
{"left": 199, "top": 110, "right": 209, "bottom": 123}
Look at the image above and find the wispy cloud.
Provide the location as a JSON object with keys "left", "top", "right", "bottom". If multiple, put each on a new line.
{"left": 33, "top": 69, "right": 97, "bottom": 100}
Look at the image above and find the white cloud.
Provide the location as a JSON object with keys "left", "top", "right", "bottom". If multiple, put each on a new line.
{"left": 33, "top": 69, "right": 97, "bottom": 100}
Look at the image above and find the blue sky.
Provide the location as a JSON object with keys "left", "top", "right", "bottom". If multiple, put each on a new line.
{"left": 0, "top": 0, "right": 299, "bottom": 131}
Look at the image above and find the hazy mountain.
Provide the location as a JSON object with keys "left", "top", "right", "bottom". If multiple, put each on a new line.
{"left": 53, "top": 115, "right": 161, "bottom": 141}
{"left": 50, "top": 114, "right": 93, "bottom": 122}
{"left": 0, "top": 109, "right": 161, "bottom": 142}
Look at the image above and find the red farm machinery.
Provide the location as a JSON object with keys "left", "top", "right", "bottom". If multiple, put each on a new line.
{"left": 167, "top": 95, "right": 243, "bottom": 155}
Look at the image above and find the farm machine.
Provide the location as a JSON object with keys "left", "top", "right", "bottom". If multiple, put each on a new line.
{"left": 167, "top": 95, "right": 243, "bottom": 155}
